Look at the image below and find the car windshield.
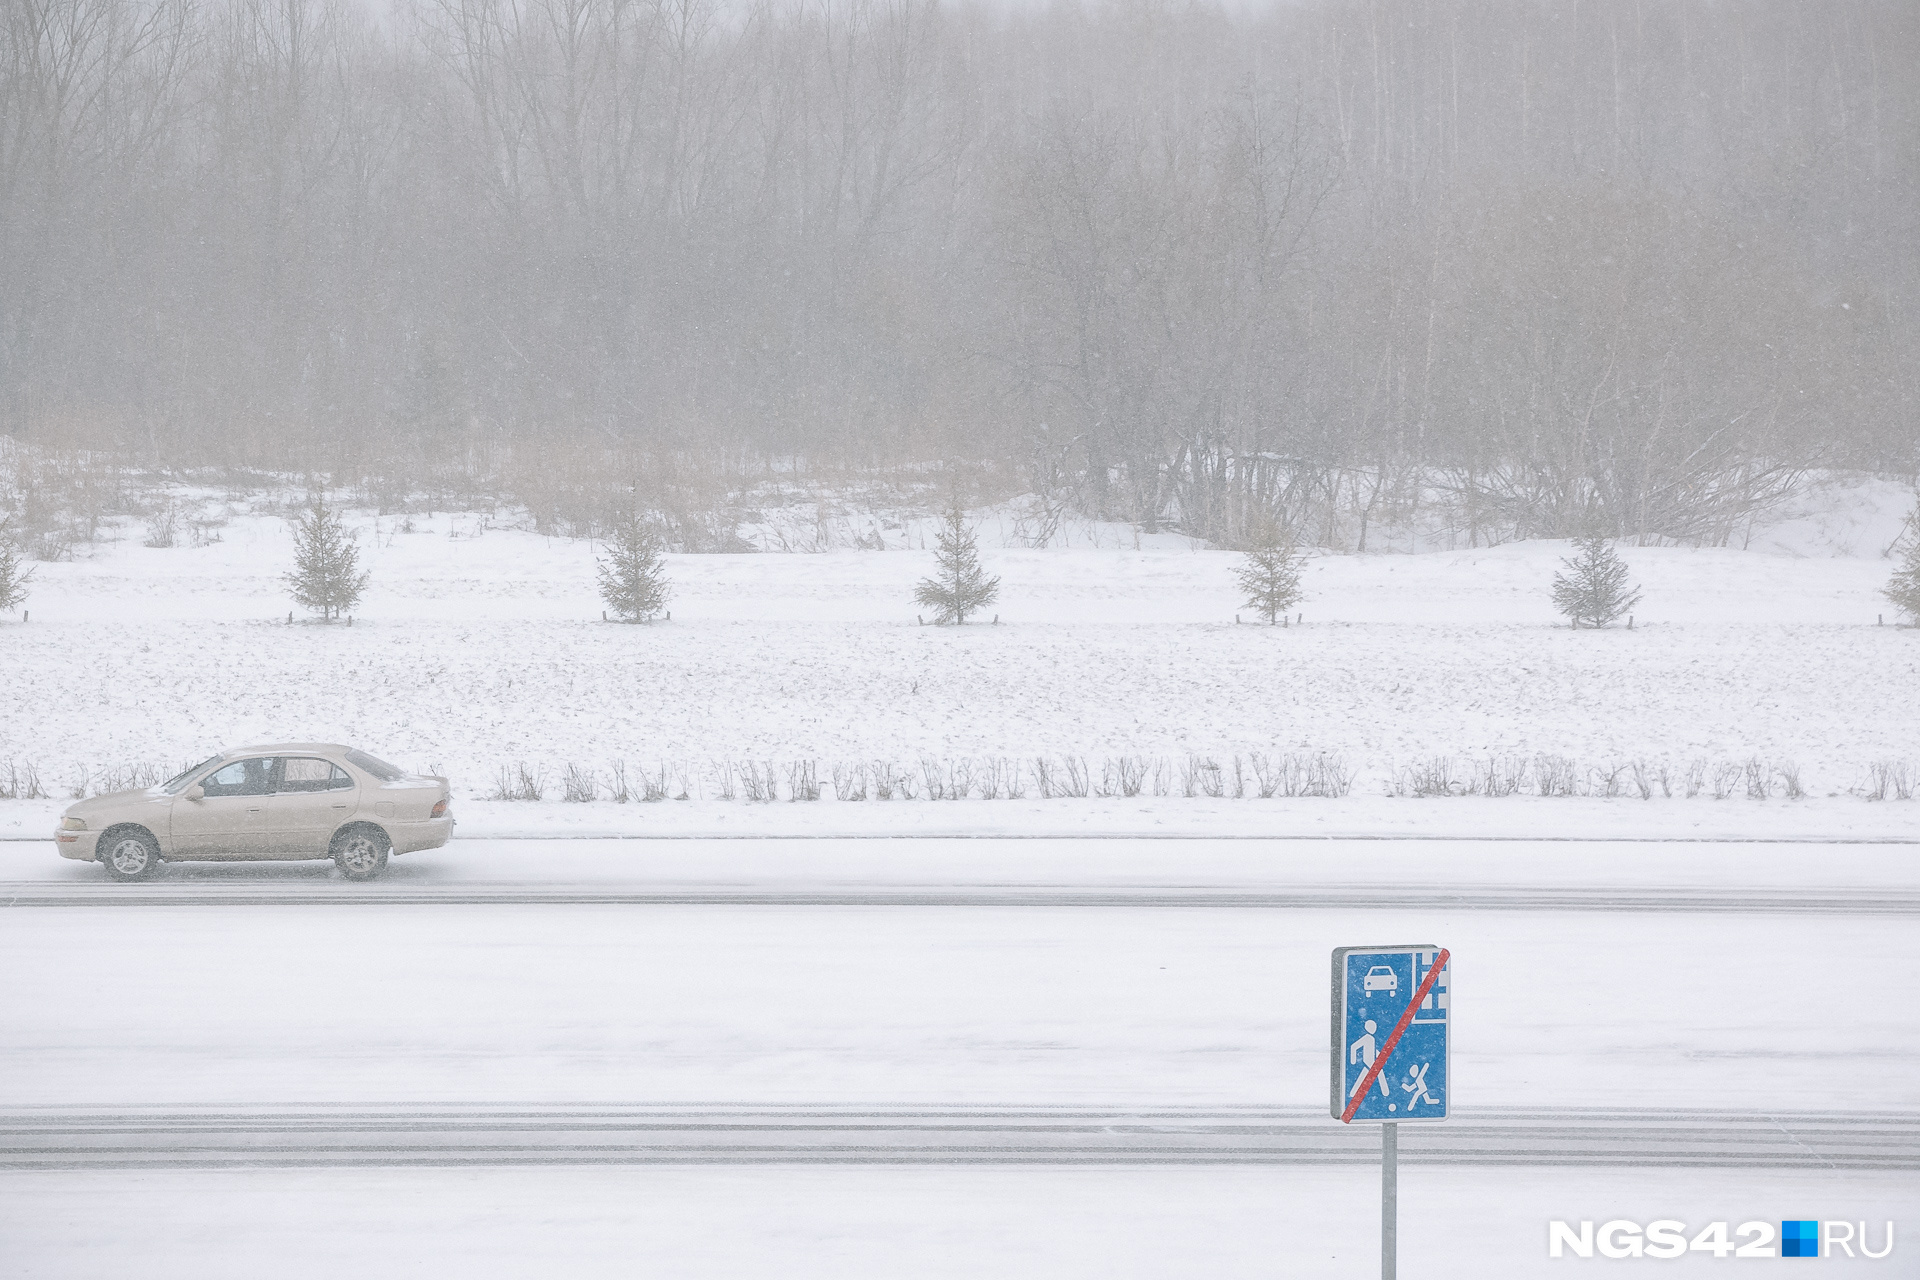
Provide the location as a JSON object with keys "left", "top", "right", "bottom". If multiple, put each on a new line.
{"left": 345, "top": 749, "right": 408, "bottom": 782}
{"left": 159, "top": 755, "right": 223, "bottom": 795}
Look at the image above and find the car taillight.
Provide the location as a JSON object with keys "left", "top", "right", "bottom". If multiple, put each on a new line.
{"left": 430, "top": 798, "right": 449, "bottom": 818}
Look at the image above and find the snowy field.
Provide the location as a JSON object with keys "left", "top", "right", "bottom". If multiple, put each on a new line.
{"left": 1, "top": 478, "right": 1917, "bottom": 810}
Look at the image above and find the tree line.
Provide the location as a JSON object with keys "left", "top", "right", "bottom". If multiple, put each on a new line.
{"left": 3, "top": 0, "right": 1915, "bottom": 548}
{"left": 260, "top": 495, "right": 1920, "bottom": 630}
{"left": 5, "top": 492, "right": 1918, "bottom": 626}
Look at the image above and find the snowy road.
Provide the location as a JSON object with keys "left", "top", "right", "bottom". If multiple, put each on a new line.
{"left": 5, "top": 1105, "right": 1913, "bottom": 1171}
{"left": 5, "top": 839, "right": 1913, "bottom": 1152}
{"left": 4, "top": 892, "right": 1915, "bottom": 1113}
{"left": 7, "top": 881, "right": 1918, "bottom": 912}
{"left": 8, "top": 833, "right": 1919, "bottom": 904}
{"left": 3, "top": 835, "right": 1914, "bottom": 1276}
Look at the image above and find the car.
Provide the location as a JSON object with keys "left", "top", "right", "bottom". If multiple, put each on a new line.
{"left": 1362, "top": 965, "right": 1398, "bottom": 996}
{"left": 55, "top": 744, "right": 453, "bottom": 882}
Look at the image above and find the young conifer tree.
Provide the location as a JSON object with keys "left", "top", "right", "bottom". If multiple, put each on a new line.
{"left": 1885, "top": 505, "right": 1920, "bottom": 624}
{"left": 1551, "top": 536, "right": 1641, "bottom": 628}
{"left": 0, "top": 520, "right": 34, "bottom": 616}
{"left": 597, "top": 510, "right": 671, "bottom": 622}
{"left": 914, "top": 501, "right": 999, "bottom": 624}
{"left": 1233, "top": 520, "right": 1305, "bottom": 624}
{"left": 285, "top": 494, "right": 368, "bottom": 621}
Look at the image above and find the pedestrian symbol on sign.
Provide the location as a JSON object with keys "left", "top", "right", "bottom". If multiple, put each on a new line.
{"left": 1348, "top": 1019, "right": 1391, "bottom": 1102}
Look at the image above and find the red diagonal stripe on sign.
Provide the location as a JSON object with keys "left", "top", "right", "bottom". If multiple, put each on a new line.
{"left": 1340, "top": 947, "right": 1449, "bottom": 1124}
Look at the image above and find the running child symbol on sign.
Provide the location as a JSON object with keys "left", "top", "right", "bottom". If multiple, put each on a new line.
{"left": 1401, "top": 1061, "right": 1437, "bottom": 1110}
{"left": 1348, "top": 1020, "right": 1392, "bottom": 1101}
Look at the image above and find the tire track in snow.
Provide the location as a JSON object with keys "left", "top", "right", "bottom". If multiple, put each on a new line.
{"left": 3, "top": 883, "right": 1916, "bottom": 912}
{"left": 3, "top": 1105, "right": 1910, "bottom": 1171}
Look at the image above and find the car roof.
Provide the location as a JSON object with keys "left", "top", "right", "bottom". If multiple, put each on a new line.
{"left": 223, "top": 743, "right": 356, "bottom": 757}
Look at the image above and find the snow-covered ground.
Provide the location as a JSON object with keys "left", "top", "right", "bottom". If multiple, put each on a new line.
{"left": 2, "top": 1164, "right": 1907, "bottom": 1278}
{"left": 1, "top": 478, "right": 1917, "bottom": 808}
{"left": 5, "top": 477, "right": 1915, "bottom": 1276}
{"left": 3, "top": 885, "right": 1913, "bottom": 1275}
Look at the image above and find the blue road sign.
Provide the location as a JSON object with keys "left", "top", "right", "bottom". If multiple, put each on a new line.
{"left": 1331, "top": 945, "right": 1451, "bottom": 1123}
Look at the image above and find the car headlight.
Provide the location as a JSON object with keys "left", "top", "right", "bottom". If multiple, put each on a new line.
{"left": 60, "top": 817, "right": 86, "bottom": 831}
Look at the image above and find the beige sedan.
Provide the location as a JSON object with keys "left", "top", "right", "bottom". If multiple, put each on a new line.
{"left": 56, "top": 744, "right": 453, "bottom": 881}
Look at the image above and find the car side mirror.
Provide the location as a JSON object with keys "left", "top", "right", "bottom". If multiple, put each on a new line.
{"left": 184, "top": 786, "right": 204, "bottom": 801}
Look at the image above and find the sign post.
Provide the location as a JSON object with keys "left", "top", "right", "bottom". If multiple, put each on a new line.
{"left": 1382, "top": 1121, "right": 1397, "bottom": 1279}
{"left": 1332, "top": 945, "right": 1451, "bottom": 1280}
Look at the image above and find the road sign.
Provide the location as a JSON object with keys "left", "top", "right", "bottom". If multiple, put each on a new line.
{"left": 1331, "top": 945, "right": 1451, "bottom": 1124}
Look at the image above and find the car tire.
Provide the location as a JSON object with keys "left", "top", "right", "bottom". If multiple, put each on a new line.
{"left": 100, "top": 828, "right": 163, "bottom": 882}
{"left": 332, "top": 826, "right": 391, "bottom": 881}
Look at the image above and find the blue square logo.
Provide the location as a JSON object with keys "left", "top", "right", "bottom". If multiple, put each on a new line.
{"left": 1782, "top": 1220, "right": 1820, "bottom": 1258}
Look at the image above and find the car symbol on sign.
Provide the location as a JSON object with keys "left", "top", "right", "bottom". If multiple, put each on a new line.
{"left": 1363, "top": 966, "right": 1398, "bottom": 996}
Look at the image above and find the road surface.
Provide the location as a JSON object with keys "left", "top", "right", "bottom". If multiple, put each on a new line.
{"left": 3, "top": 1104, "right": 1911, "bottom": 1170}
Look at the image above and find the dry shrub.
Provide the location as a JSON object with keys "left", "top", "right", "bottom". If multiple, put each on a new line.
{"left": 0, "top": 760, "right": 49, "bottom": 800}
{"left": 832, "top": 762, "right": 868, "bottom": 801}
{"left": 606, "top": 760, "right": 632, "bottom": 803}
{"left": 561, "top": 763, "right": 597, "bottom": 803}
{"left": 786, "top": 760, "right": 822, "bottom": 801}
{"left": 737, "top": 761, "right": 778, "bottom": 802}
{"left": 490, "top": 762, "right": 543, "bottom": 801}
{"left": 641, "top": 764, "right": 671, "bottom": 802}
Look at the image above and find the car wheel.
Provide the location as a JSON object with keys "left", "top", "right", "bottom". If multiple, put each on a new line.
{"left": 101, "top": 828, "right": 162, "bottom": 882}
{"left": 332, "top": 827, "right": 390, "bottom": 881}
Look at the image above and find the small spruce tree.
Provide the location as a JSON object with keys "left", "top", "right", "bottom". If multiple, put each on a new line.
{"left": 914, "top": 501, "right": 1000, "bottom": 624}
{"left": 0, "top": 519, "right": 34, "bottom": 616}
{"left": 1885, "top": 505, "right": 1920, "bottom": 625}
{"left": 285, "top": 493, "right": 369, "bottom": 621}
{"left": 1234, "top": 521, "right": 1305, "bottom": 624}
{"left": 597, "top": 510, "right": 671, "bottom": 622}
{"left": 1552, "top": 536, "right": 1641, "bottom": 628}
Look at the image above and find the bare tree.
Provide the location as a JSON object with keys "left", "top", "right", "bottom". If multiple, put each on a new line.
{"left": 0, "top": 0, "right": 1912, "bottom": 536}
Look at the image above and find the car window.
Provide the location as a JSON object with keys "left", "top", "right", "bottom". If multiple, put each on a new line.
{"left": 161, "top": 755, "right": 224, "bottom": 795}
{"left": 202, "top": 757, "right": 277, "bottom": 797}
{"left": 344, "top": 749, "right": 407, "bottom": 782}
{"left": 281, "top": 758, "right": 355, "bottom": 794}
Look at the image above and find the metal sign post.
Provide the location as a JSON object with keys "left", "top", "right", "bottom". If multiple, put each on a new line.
{"left": 1382, "top": 1122, "right": 1397, "bottom": 1280}
{"left": 1332, "top": 945, "right": 1451, "bottom": 1280}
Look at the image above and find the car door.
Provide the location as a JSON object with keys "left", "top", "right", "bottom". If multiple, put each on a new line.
{"left": 170, "top": 757, "right": 276, "bottom": 858}
{"left": 266, "top": 757, "right": 358, "bottom": 857}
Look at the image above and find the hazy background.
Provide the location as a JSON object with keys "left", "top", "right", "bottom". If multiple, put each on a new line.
{"left": 2, "top": 0, "right": 1915, "bottom": 547}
